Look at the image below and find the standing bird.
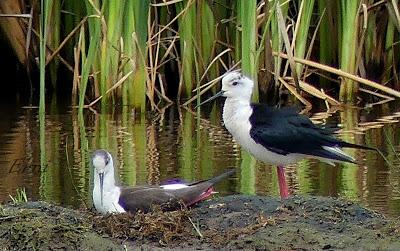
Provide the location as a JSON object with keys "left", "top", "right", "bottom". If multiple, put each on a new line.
{"left": 92, "top": 149, "right": 235, "bottom": 214}
{"left": 198, "top": 71, "right": 374, "bottom": 199}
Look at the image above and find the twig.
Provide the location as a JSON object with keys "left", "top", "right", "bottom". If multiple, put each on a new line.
{"left": 85, "top": 71, "right": 133, "bottom": 107}
{"left": 273, "top": 52, "right": 400, "bottom": 99}
{"left": 188, "top": 217, "right": 203, "bottom": 239}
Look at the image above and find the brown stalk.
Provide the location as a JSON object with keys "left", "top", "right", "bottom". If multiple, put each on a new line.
{"left": 278, "top": 77, "right": 312, "bottom": 108}
{"left": 86, "top": 71, "right": 134, "bottom": 107}
{"left": 46, "top": 16, "right": 88, "bottom": 66}
{"left": 276, "top": 2, "right": 300, "bottom": 92}
{"left": 273, "top": 52, "right": 400, "bottom": 99}
{"left": 302, "top": 8, "right": 326, "bottom": 81}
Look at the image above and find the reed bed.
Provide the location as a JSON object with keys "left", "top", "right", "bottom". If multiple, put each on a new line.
{"left": 1, "top": 0, "right": 399, "bottom": 110}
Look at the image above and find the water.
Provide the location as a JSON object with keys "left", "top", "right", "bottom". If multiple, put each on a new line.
{"left": 1, "top": 98, "right": 400, "bottom": 216}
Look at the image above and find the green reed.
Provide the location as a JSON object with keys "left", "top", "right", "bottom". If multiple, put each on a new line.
{"left": 24, "top": 0, "right": 400, "bottom": 110}
{"left": 198, "top": 1, "right": 217, "bottom": 80}
{"left": 294, "top": 0, "right": 315, "bottom": 76}
{"left": 240, "top": 151, "right": 256, "bottom": 195}
{"left": 39, "top": 0, "right": 51, "bottom": 199}
{"left": 338, "top": 1, "right": 360, "bottom": 102}
{"left": 48, "top": 0, "right": 60, "bottom": 89}
{"left": 9, "top": 188, "right": 28, "bottom": 204}
{"left": 99, "top": 1, "right": 124, "bottom": 106}
{"left": 318, "top": 0, "right": 337, "bottom": 88}
{"left": 176, "top": 0, "right": 196, "bottom": 99}
{"left": 132, "top": 0, "right": 150, "bottom": 112}
{"left": 240, "top": 0, "right": 258, "bottom": 99}
{"left": 383, "top": 13, "right": 396, "bottom": 84}
{"left": 78, "top": 15, "right": 100, "bottom": 111}
{"left": 121, "top": 1, "right": 134, "bottom": 107}
{"left": 270, "top": 0, "right": 289, "bottom": 90}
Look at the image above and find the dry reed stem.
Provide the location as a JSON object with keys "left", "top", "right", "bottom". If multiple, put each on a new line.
{"left": 71, "top": 38, "right": 82, "bottom": 106}
{"left": 28, "top": 24, "right": 74, "bottom": 72}
{"left": 199, "top": 48, "right": 232, "bottom": 83}
{"left": 150, "top": 0, "right": 194, "bottom": 41}
{"left": 276, "top": 3, "right": 300, "bottom": 92}
{"left": 151, "top": 0, "right": 184, "bottom": 7}
{"left": 25, "top": 6, "right": 33, "bottom": 69}
{"left": 183, "top": 62, "right": 240, "bottom": 106}
{"left": 274, "top": 52, "right": 400, "bottom": 99}
{"left": 278, "top": 77, "right": 312, "bottom": 108}
{"left": 389, "top": 0, "right": 400, "bottom": 29}
{"left": 0, "top": 1, "right": 28, "bottom": 65}
{"left": 299, "top": 80, "right": 340, "bottom": 105}
{"left": 86, "top": 71, "right": 134, "bottom": 107}
{"left": 46, "top": 16, "right": 88, "bottom": 65}
{"left": 302, "top": 8, "right": 325, "bottom": 80}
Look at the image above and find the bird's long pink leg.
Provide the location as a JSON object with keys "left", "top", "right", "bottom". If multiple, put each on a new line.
{"left": 277, "top": 165, "right": 289, "bottom": 199}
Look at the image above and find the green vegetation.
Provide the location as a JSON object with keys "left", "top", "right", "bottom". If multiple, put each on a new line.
{"left": 2, "top": 0, "right": 399, "bottom": 214}
{"left": 9, "top": 188, "right": 28, "bottom": 204}
{"left": 0, "top": 0, "right": 398, "bottom": 110}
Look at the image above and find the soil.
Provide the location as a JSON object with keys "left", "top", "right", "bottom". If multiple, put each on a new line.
{"left": 1, "top": 195, "right": 400, "bottom": 250}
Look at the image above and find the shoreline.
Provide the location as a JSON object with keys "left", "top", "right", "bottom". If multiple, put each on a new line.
{"left": 1, "top": 195, "right": 400, "bottom": 250}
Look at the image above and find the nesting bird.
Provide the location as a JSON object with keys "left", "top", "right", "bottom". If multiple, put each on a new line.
{"left": 92, "top": 149, "right": 235, "bottom": 214}
{"left": 198, "top": 71, "right": 373, "bottom": 199}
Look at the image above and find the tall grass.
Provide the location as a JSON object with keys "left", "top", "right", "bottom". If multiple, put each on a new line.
{"left": 294, "top": 0, "right": 315, "bottom": 76}
{"left": 318, "top": 0, "right": 337, "bottom": 88}
{"left": 39, "top": 0, "right": 50, "bottom": 199}
{"left": 1, "top": 0, "right": 398, "bottom": 109}
{"left": 176, "top": 0, "right": 196, "bottom": 99}
{"left": 20, "top": 1, "right": 399, "bottom": 199}
{"left": 338, "top": 1, "right": 360, "bottom": 102}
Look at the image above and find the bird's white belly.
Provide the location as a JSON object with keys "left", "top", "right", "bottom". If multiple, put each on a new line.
{"left": 93, "top": 186, "right": 125, "bottom": 214}
{"left": 223, "top": 102, "right": 303, "bottom": 166}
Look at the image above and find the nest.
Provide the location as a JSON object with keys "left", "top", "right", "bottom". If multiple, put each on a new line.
{"left": 92, "top": 205, "right": 192, "bottom": 245}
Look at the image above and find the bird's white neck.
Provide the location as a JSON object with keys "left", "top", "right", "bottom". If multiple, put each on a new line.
{"left": 93, "top": 161, "right": 125, "bottom": 214}
{"left": 222, "top": 97, "right": 253, "bottom": 150}
{"left": 223, "top": 98, "right": 251, "bottom": 127}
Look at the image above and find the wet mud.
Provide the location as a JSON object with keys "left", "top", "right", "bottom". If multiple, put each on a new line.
{"left": 1, "top": 195, "right": 400, "bottom": 250}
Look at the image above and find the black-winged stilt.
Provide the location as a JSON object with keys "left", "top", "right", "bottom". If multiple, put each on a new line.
{"left": 198, "top": 71, "right": 374, "bottom": 199}
{"left": 92, "top": 149, "right": 235, "bottom": 214}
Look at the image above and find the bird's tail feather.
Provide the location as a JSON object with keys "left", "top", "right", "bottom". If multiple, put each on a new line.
{"left": 321, "top": 146, "right": 355, "bottom": 163}
{"left": 189, "top": 169, "right": 236, "bottom": 186}
{"left": 207, "top": 169, "right": 236, "bottom": 185}
{"left": 338, "top": 141, "right": 377, "bottom": 151}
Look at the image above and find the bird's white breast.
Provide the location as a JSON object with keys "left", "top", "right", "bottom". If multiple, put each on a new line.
{"left": 223, "top": 100, "right": 303, "bottom": 165}
{"left": 93, "top": 182, "right": 126, "bottom": 214}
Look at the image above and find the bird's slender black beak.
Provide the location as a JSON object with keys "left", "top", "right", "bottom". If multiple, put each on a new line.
{"left": 195, "top": 90, "right": 225, "bottom": 108}
{"left": 99, "top": 173, "right": 104, "bottom": 206}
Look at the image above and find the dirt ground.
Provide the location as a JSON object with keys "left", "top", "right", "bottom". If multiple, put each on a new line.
{"left": 1, "top": 195, "right": 400, "bottom": 250}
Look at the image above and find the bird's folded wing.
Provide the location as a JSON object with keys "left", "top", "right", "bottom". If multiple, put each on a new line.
{"left": 249, "top": 104, "right": 344, "bottom": 158}
{"left": 119, "top": 186, "right": 180, "bottom": 213}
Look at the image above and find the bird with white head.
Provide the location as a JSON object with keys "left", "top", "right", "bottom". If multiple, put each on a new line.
{"left": 91, "top": 149, "right": 236, "bottom": 214}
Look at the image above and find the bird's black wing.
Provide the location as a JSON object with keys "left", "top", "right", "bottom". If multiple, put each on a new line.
{"left": 119, "top": 183, "right": 215, "bottom": 213}
{"left": 119, "top": 186, "right": 181, "bottom": 213}
{"left": 249, "top": 104, "right": 354, "bottom": 161}
{"left": 119, "top": 170, "right": 235, "bottom": 213}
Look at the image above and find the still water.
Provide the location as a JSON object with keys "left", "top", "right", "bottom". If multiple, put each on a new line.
{"left": 1, "top": 98, "right": 400, "bottom": 216}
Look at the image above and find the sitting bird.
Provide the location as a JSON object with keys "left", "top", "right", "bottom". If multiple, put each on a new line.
{"left": 92, "top": 149, "right": 235, "bottom": 214}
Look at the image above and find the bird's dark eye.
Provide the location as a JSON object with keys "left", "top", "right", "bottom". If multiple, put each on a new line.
{"left": 232, "top": 81, "right": 238, "bottom": 86}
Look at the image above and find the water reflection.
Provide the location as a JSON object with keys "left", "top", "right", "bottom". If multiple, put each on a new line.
{"left": 0, "top": 101, "right": 400, "bottom": 216}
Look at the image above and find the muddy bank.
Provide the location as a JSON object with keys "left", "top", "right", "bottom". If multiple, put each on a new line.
{"left": 1, "top": 195, "right": 400, "bottom": 250}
